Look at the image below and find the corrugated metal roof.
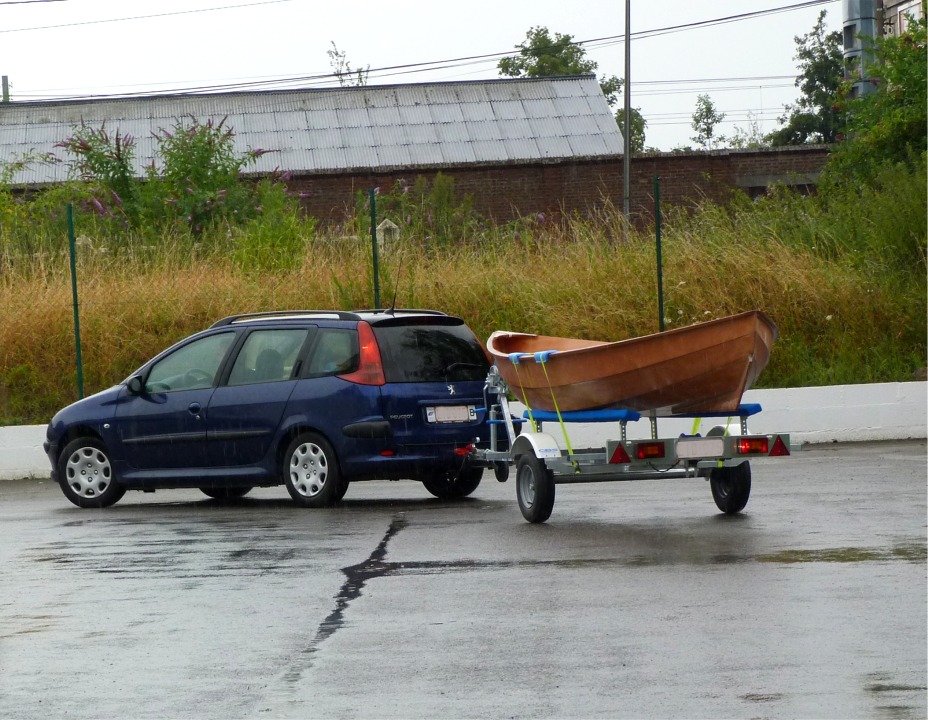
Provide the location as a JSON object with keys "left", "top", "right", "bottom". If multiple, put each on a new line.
{"left": 0, "top": 75, "right": 623, "bottom": 185}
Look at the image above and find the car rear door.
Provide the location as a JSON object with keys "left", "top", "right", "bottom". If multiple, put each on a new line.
{"left": 205, "top": 326, "right": 313, "bottom": 467}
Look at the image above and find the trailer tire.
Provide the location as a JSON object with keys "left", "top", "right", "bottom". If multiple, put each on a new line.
{"left": 515, "top": 453, "right": 555, "bottom": 523}
{"left": 710, "top": 462, "right": 751, "bottom": 514}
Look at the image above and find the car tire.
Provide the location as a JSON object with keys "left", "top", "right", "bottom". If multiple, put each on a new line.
{"left": 334, "top": 478, "right": 350, "bottom": 502}
{"left": 200, "top": 487, "right": 252, "bottom": 501}
{"left": 422, "top": 466, "right": 483, "bottom": 499}
{"left": 57, "top": 437, "right": 126, "bottom": 509}
{"left": 283, "top": 432, "right": 342, "bottom": 508}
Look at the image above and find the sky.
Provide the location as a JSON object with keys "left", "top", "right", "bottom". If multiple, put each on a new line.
{"left": 0, "top": 0, "right": 845, "bottom": 151}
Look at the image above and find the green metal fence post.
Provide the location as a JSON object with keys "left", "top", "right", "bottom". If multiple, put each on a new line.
{"left": 654, "top": 176, "right": 665, "bottom": 332}
{"left": 67, "top": 203, "right": 84, "bottom": 398}
{"left": 369, "top": 188, "right": 380, "bottom": 308}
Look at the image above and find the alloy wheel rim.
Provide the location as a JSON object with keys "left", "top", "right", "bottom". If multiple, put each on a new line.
{"left": 518, "top": 466, "right": 536, "bottom": 507}
{"left": 65, "top": 447, "right": 112, "bottom": 498}
{"left": 289, "top": 442, "right": 328, "bottom": 498}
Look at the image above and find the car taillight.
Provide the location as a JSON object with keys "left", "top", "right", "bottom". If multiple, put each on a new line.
{"left": 338, "top": 321, "right": 386, "bottom": 386}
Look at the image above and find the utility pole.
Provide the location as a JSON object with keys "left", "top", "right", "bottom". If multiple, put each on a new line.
{"left": 622, "top": 0, "right": 631, "bottom": 220}
{"left": 2, "top": 76, "right": 9, "bottom": 103}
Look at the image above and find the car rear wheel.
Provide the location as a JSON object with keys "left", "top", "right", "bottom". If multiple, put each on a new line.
{"left": 422, "top": 466, "right": 483, "bottom": 499}
{"left": 200, "top": 487, "right": 252, "bottom": 501}
{"left": 283, "top": 432, "right": 342, "bottom": 508}
{"left": 57, "top": 437, "right": 126, "bottom": 509}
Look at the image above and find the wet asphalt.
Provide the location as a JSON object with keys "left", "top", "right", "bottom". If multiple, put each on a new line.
{"left": 0, "top": 440, "right": 925, "bottom": 720}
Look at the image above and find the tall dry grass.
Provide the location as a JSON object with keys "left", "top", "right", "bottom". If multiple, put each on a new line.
{"left": 2, "top": 204, "right": 923, "bottom": 424}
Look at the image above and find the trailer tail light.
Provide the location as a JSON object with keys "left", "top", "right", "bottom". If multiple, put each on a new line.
{"left": 635, "top": 441, "right": 665, "bottom": 460}
{"left": 338, "top": 321, "right": 385, "bottom": 386}
{"left": 454, "top": 444, "right": 475, "bottom": 457}
{"left": 738, "top": 437, "right": 769, "bottom": 455}
{"left": 770, "top": 436, "right": 791, "bottom": 456}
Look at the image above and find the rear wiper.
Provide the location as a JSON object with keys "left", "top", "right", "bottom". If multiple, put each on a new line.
{"left": 445, "top": 362, "right": 486, "bottom": 379}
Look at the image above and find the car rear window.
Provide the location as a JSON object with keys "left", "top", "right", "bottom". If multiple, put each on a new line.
{"left": 372, "top": 321, "right": 489, "bottom": 383}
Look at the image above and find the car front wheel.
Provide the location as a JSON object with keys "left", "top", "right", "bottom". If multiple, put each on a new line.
{"left": 283, "top": 432, "right": 342, "bottom": 508}
{"left": 57, "top": 437, "right": 126, "bottom": 509}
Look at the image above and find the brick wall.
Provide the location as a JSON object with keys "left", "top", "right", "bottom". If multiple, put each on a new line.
{"left": 285, "top": 145, "right": 830, "bottom": 227}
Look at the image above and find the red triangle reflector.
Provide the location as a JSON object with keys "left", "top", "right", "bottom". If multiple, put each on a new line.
{"left": 610, "top": 444, "right": 631, "bottom": 464}
{"left": 770, "top": 436, "right": 790, "bottom": 456}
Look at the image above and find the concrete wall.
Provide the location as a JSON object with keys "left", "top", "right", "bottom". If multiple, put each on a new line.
{"left": 4, "top": 381, "right": 924, "bottom": 482}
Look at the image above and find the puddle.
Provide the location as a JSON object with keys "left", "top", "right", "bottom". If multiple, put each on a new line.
{"left": 757, "top": 543, "right": 926, "bottom": 564}
{"left": 741, "top": 692, "right": 783, "bottom": 703}
{"left": 864, "top": 674, "right": 927, "bottom": 719}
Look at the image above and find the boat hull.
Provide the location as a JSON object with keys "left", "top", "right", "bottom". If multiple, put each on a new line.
{"left": 487, "top": 311, "right": 778, "bottom": 415}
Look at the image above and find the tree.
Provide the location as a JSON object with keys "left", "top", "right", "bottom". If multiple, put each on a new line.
{"left": 499, "top": 26, "right": 620, "bottom": 102}
{"left": 767, "top": 10, "right": 844, "bottom": 146}
{"left": 615, "top": 107, "right": 647, "bottom": 153}
{"left": 499, "top": 26, "right": 645, "bottom": 149}
{"left": 691, "top": 94, "right": 725, "bottom": 150}
{"left": 827, "top": 9, "right": 927, "bottom": 179}
{"left": 327, "top": 42, "right": 369, "bottom": 87}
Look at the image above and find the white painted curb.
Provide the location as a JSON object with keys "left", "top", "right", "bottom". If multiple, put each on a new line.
{"left": 2, "top": 382, "right": 925, "bottom": 481}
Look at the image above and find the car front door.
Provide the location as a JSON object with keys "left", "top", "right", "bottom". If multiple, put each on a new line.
{"left": 114, "top": 332, "right": 235, "bottom": 471}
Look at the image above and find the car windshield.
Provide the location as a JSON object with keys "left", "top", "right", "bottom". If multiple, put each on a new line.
{"left": 373, "top": 322, "right": 489, "bottom": 383}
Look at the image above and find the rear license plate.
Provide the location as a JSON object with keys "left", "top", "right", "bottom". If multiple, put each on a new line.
{"left": 676, "top": 437, "right": 725, "bottom": 459}
{"left": 427, "top": 405, "right": 475, "bottom": 423}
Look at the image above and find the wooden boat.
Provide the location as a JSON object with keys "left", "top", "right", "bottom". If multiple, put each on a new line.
{"left": 486, "top": 310, "right": 778, "bottom": 416}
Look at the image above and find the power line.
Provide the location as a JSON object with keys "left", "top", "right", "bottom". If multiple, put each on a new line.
{"left": 0, "top": 0, "right": 296, "bottom": 33}
{"left": 6, "top": 0, "right": 838, "bottom": 102}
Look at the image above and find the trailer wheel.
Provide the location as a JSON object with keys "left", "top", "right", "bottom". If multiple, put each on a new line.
{"left": 709, "top": 462, "right": 751, "bottom": 514}
{"left": 515, "top": 453, "right": 555, "bottom": 523}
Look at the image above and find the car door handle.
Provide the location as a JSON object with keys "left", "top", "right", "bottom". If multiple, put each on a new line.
{"left": 188, "top": 402, "right": 202, "bottom": 415}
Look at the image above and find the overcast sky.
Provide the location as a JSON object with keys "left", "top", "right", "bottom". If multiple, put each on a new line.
{"left": 0, "top": 0, "right": 844, "bottom": 151}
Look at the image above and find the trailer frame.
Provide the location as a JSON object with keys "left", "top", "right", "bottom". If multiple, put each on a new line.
{"left": 471, "top": 367, "right": 795, "bottom": 523}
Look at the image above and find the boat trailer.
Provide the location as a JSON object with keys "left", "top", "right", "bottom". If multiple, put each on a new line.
{"left": 470, "top": 366, "right": 796, "bottom": 523}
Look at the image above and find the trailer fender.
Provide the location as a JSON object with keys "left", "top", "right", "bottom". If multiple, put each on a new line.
{"left": 511, "top": 432, "right": 561, "bottom": 462}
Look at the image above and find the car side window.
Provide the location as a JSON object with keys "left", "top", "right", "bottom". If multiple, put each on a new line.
{"left": 227, "top": 329, "right": 310, "bottom": 386}
{"left": 145, "top": 333, "right": 235, "bottom": 393}
{"left": 305, "top": 329, "right": 359, "bottom": 377}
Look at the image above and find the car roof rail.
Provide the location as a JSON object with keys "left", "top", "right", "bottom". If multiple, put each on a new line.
{"left": 353, "top": 308, "right": 449, "bottom": 317}
{"left": 209, "top": 310, "right": 363, "bottom": 328}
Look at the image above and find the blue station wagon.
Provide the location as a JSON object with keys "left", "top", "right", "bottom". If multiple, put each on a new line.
{"left": 45, "top": 309, "right": 494, "bottom": 508}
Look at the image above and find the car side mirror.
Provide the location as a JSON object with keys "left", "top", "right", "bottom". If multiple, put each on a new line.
{"left": 126, "top": 376, "right": 144, "bottom": 395}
